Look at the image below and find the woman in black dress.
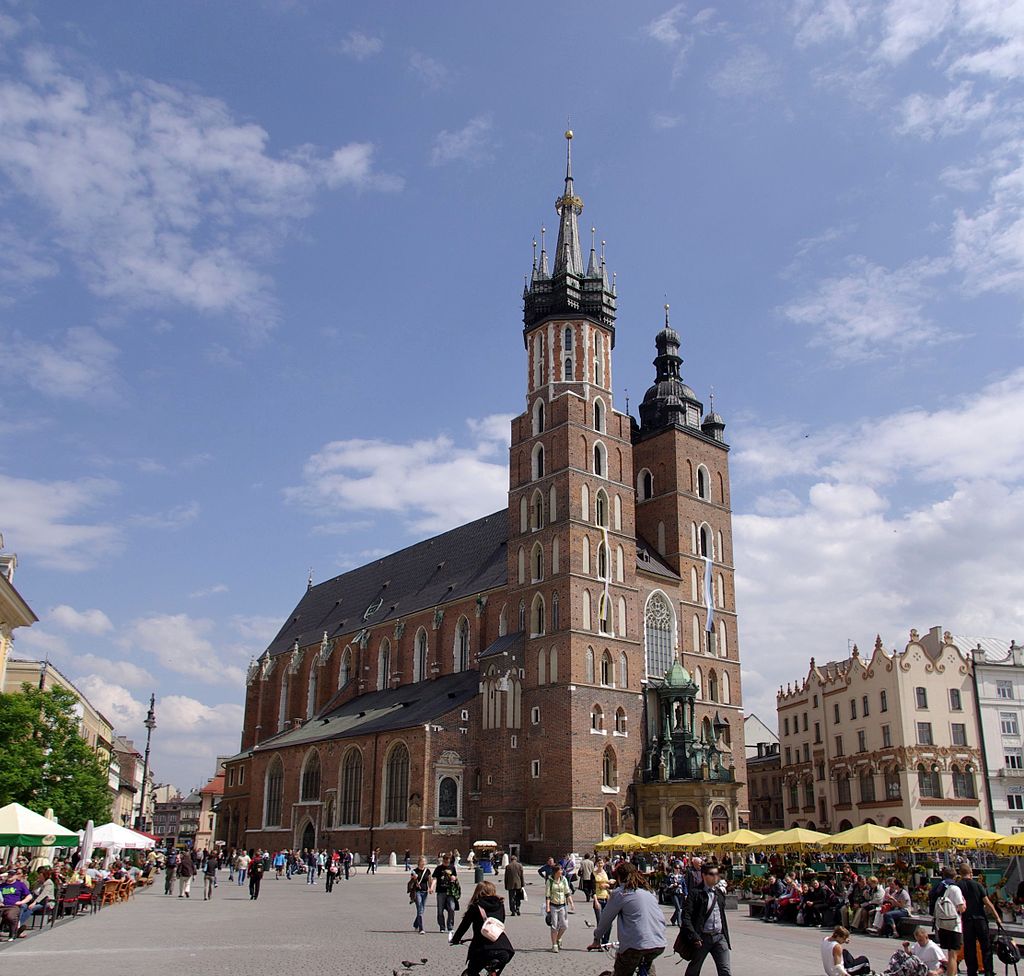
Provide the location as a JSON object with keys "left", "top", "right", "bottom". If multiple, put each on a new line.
{"left": 451, "top": 881, "right": 515, "bottom": 976}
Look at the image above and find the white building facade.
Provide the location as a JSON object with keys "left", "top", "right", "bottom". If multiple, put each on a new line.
{"left": 971, "top": 639, "right": 1024, "bottom": 836}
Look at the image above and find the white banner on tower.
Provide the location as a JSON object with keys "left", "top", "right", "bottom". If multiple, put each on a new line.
{"left": 703, "top": 555, "right": 715, "bottom": 633}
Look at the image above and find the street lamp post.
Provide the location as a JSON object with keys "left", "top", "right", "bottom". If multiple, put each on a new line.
{"left": 135, "top": 694, "right": 157, "bottom": 831}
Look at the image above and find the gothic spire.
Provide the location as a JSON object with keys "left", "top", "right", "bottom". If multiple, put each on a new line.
{"left": 553, "top": 129, "right": 584, "bottom": 277}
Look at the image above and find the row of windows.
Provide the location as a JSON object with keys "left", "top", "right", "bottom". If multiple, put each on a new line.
{"left": 531, "top": 327, "right": 608, "bottom": 390}
{"left": 264, "top": 743, "right": 412, "bottom": 828}
{"left": 515, "top": 537, "right": 628, "bottom": 584}
{"left": 518, "top": 485, "right": 624, "bottom": 533}
{"left": 531, "top": 393, "right": 607, "bottom": 438}
{"left": 784, "top": 720, "right": 967, "bottom": 762}
{"left": 529, "top": 439, "right": 610, "bottom": 482}
{"left": 783, "top": 686, "right": 969, "bottom": 737}
{"left": 636, "top": 464, "right": 721, "bottom": 503}
{"left": 791, "top": 763, "right": 977, "bottom": 808}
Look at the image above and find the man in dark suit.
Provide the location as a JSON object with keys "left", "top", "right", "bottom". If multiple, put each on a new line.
{"left": 678, "top": 864, "right": 731, "bottom": 976}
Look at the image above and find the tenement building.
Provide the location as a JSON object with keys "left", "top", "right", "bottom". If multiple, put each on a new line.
{"left": 221, "top": 134, "right": 748, "bottom": 860}
{"left": 970, "top": 637, "right": 1024, "bottom": 836}
{"left": 777, "top": 627, "right": 988, "bottom": 832}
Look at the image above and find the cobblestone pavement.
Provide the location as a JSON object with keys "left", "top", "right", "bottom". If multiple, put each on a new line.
{"left": 2, "top": 870, "right": 912, "bottom": 976}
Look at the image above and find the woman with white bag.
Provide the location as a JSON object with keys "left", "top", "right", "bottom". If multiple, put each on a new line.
{"left": 451, "top": 881, "right": 516, "bottom": 976}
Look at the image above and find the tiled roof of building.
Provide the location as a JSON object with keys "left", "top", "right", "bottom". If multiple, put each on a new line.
{"left": 252, "top": 669, "right": 480, "bottom": 753}
{"left": 635, "top": 539, "right": 680, "bottom": 580}
{"left": 200, "top": 773, "right": 225, "bottom": 796}
{"left": 479, "top": 630, "right": 525, "bottom": 661}
{"left": 265, "top": 511, "right": 509, "bottom": 658}
{"left": 954, "top": 635, "right": 1014, "bottom": 663}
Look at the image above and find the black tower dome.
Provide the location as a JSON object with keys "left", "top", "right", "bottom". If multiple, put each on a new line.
{"left": 639, "top": 305, "right": 704, "bottom": 434}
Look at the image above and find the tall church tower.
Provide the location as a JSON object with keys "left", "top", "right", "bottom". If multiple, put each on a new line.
{"left": 633, "top": 313, "right": 748, "bottom": 829}
{"left": 504, "top": 133, "right": 645, "bottom": 857}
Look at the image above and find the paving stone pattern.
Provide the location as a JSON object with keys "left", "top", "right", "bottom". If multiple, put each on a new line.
{"left": 3, "top": 869, "right": 911, "bottom": 976}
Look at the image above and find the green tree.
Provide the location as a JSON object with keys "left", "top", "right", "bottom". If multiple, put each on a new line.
{"left": 0, "top": 683, "right": 111, "bottom": 828}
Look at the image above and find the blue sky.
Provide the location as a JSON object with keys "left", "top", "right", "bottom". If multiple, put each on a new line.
{"left": 2, "top": 0, "right": 1023, "bottom": 793}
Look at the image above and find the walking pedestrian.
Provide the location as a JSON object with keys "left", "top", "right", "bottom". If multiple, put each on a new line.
{"left": 367, "top": 848, "right": 378, "bottom": 875}
{"left": 409, "top": 856, "right": 433, "bottom": 933}
{"left": 176, "top": 850, "right": 195, "bottom": 898}
{"left": 306, "top": 849, "right": 317, "bottom": 885}
{"left": 326, "top": 855, "right": 338, "bottom": 893}
{"left": 404, "top": 850, "right": 412, "bottom": 872}
{"left": 932, "top": 866, "right": 966, "bottom": 976}
{"left": 235, "top": 849, "right": 249, "bottom": 886}
{"left": 579, "top": 852, "right": 596, "bottom": 900}
{"left": 227, "top": 849, "right": 235, "bottom": 883}
{"left": 503, "top": 854, "right": 524, "bottom": 916}
{"left": 343, "top": 848, "right": 352, "bottom": 880}
{"left": 589, "top": 862, "right": 667, "bottom": 976}
{"left": 248, "top": 850, "right": 265, "bottom": 901}
{"left": 434, "top": 853, "right": 459, "bottom": 935}
{"left": 593, "top": 856, "right": 613, "bottom": 945}
{"left": 544, "top": 863, "right": 574, "bottom": 952}
{"left": 451, "top": 881, "right": 516, "bottom": 976}
{"left": 678, "top": 863, "right": 731, "bottom": 976}
{"left": 203, "top": 855, "right": 217, "bottom": 901}
{"left": 273, "top": 850, "right": 285, "bottom": 879}
{"left": 164, "top": 850, "right": 177, "bottom": 895}
{"left": 667, "top": 861, "right": 689, "bottom": 927}
{"left": 957, "top": 864, "right": 1000, "bottom": 976}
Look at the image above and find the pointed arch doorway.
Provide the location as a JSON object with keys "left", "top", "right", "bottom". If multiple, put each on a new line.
{"left": 301, "top": 820, "right": 316, "bottom": 851}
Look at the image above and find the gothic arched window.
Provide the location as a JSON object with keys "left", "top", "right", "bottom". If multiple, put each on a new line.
{"left": 594, "top": 398, "right": 605, "bottom": 432}
{"left": 530, "top": 593, "right": 545, "bottom": 637}
{"left": 454, "top": 617, "right": 470, "bottom": 672}
{"left": 518, "top": 600, "right": 526, "bottom": 632}
{"left": 300, "top": 750, "right": 321, "bottom": 801}
{"left": 532, "top": 542, "right": 544, "bottom": 582}
{"left": 551, "top": 591, "right": 560, "bottom": 630}
{"left": 532, "top": 398, "right": 545, "bottom": 435}
{"left": 593, "top": 441, "right": 606, "bottom": 477}
{"left": 377, "top": 639, "right": 391, "bottom": 691}
{"left": 645, "top": 593, "right": 674, "bottom": 678}
{"left": 596, "top": 489, "right": 608, "bottom": 527}
{"left": 339, "top": 748, "right": 362, "bottom": 824}
{"left": 697, "top": 465, "right": 710, "bottom": 500}
{"left": 306, "top": 664, "right": 318, "bottom": 720}
{"left": 414, "top": 628, "right": 428, "bottom": 682}
{"left": 264, "top": 756, "right": 283, "bottom": 826}
{"left": 531, "top": 489, "right": 544, "bottom": 530}
{"left": 438, "top": 776, "right": 459, "bottom": 822}
{"left": 339, "top": 646, "right": 352, "bottom": 689}
{"left": 586, "top": 647, "right": 595, "bottom": 683}
{"left": 602, "top": 746, "right": 617, "bottom": 788}
{"left": 532, "top": 443, "right": 545, "bottom": 480}
{"left": 383, "top": 744, "right": 410, "bottom": 824}
{"left": 638, "top": 468, "right": 653, "bottom": 500}
{"left": 600, "top": 649, "right": 614, "bottom": 687}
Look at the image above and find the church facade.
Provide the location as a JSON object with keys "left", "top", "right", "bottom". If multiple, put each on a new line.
{"left": 220, "top": 134, "right": 748, "bottom": 860}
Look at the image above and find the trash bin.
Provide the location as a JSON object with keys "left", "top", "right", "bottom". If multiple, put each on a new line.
{"left": 475, "top": 865, "right": 484, "bottom": 884}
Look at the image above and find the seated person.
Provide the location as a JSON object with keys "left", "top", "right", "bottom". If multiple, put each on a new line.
{"left": 852, "top": 877, "right": 885, "bottom": 932}
{"left": 876, "top": 879, "right": 911, "bottom": 937}
{"left": 904, "top": 926, "right": 947, "bottom": 975}
{"left": 763, "top": 873, "right": 788, "bottom": 921}
{"left": 841, "top": 878, "right": 867, "bottom": 929}
{"left": 822, "top": 925, "right": 872, "bottom": 976}
{"left": 19, "top": 868, "right": 55, "bottom": 933}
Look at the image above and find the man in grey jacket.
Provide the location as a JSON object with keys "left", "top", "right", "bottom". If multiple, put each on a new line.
{"left": 589, "top": 862, "right": 667, "bottom": 976}
{"left": 503, "top": 855, "right": 525, "bottom": 916}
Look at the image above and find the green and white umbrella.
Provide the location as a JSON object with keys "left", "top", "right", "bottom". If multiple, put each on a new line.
{"left": 0, "top": 802, "right": 79, "bottom": 847}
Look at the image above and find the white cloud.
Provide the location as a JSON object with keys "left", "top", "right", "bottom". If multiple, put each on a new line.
{"left": 651, "top": 111, "right": 684, "bottom": 130}
{"left": 339, "top": 31, "right": 382, "bottom": 61}
{"left": 76, "top": 654, "right": 154, "bottom": 688}
{"left": 430, "top": 114, "right": 495, "bottom": 167}
{"left": 128, "top": 501, "right": 200, "bottom": 531}
{"left": 951, "top": 0, "right": 1024, "bottom": 80}
{"left": 953, "top": 146, "right": 1024, "bottom": 294}
{"left": 408, "top": 51, "right": 449, "bottom": 89}
{"left": 231, "top": 614, "right": 282, "bottom": 644}
{"left": 791, "top": 0, "right": 865, "bottom": 47}
{"left": 189, "top": 583, "right": 229, "bottom": 598}
{"left": 286, "top": 416, "right": 509, "bottom": 534}
{"left": 49, "top": 604, "right": 113, "bottom": 635}
{"left": 120, "top": 613, "right": 245, "bottom": 685}
{"left": 876, "top": 0, "right": 955, "bottom": 64}
{"left": 781, "top": 256, "right": 954, "bottom": 361}
{"left": 732, "top": 367, "right": 1024, "bottom": 722}
{"left": 708, "top": 45, "right": 781, "bottom": 98}
{"left": 75, "top": 676, "right": 147, "bottom": 728}
{"left": 4, "top": 326, "right": 119, "bottom": 401}
{"left": 324, "top": 143, "right": 404, "bottom": 192}
{"left": 645, "top": 4, "right": 687, "bottom": 46}
{"left": 0, "top": 473, "right": 120, "bottom": 570}
{"left": 896, "top": 82, "right": 995, "bottom": 139}
{"left": 0, "top": 221, "right": 58, "bottom": 298}
{"left": 0, "top": 47, "right": 401, "bottom": 333}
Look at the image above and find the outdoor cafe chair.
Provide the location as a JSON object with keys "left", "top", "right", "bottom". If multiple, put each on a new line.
{"left": 52, "top": 883, "right": 83, "bottom": 925}
{"left": 99, "top": 880, "right": 120, "bottom": 909}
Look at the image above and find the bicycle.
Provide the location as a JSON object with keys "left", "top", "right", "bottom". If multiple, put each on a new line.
{"left": 587, "top": 940, "right": 654, "bottom": 976}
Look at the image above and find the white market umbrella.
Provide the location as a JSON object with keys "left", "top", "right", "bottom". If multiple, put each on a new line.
{"left": 80, "top": 819, "right": 95, "bottom": 868}
{"left": 89, "top": 822, "right": 157, "bottom": 850}
{"left": 0, "top": 803, "right": 79, "bottom": 848}
{"left": 29, "top": 807, "right": 58, "bottom": 870}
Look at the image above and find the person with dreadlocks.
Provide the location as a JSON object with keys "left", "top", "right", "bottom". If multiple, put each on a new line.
{"left": 588, "top": 862, "right": 667, "bottom": 976}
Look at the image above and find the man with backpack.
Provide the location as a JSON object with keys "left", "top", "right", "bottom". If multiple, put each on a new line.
{"left": 930, "top": 867, "right": 966, "bottom": 976}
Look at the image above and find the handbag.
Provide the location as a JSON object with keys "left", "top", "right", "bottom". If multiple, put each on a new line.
{"left": 673, "top": 928, "right": 696, "bottom": 960}
{"left": 479, "top": 906, "right": 505, "bottom": 942}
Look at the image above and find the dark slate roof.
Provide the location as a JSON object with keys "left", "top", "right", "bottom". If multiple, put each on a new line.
{"left": 266, "top": 510, "right": 509, "bottom": 657}
{"left": 252, "top": 670, "right": 480, "bottom": 752}
{"left": 478, "top": 630, "right": 525, "bottom": 662}
{"left": 635, "top": 539, "right": 680, "bottom": 580}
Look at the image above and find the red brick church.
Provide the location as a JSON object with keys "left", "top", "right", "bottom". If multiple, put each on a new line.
{"left": 220, "top": 134, "right": 748, "bottom": 861}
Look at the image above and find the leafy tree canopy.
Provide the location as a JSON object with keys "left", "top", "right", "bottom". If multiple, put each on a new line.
{"left": 0, "top": 683, "right": 111, "bottom": 828}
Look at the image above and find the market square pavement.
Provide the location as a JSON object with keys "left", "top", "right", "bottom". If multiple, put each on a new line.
{"left": 1, "top": 867, "right": 912, "bottom": 976}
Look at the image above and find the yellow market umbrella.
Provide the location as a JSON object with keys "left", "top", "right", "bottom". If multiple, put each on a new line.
{"left": 706, "top": 829, "right": 765, "bottom": 850}
{"left": 594, "top": 832, "right": 648, "bottom": 852}
{"left": 668, "top": 831, "right": 718, "bottom": 850}
{"left": 641, "top": 834, "right": 676, "bottom": 852}
{"left": 898, "top": 821, "right": 1002, "bottom": 851}
{"left": 823, "top": 823, "right": 900, "bottom": 852}
{"left": 992, "top": 835, "right": 1024, "bottom": 856}
{"left": 759, "top": 827, "right": 831, "bottom": 852}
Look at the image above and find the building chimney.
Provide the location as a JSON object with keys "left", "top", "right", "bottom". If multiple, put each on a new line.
{"left": 1013, "top": 641, "right": 1023, "bottom": 668}
{"left": 0, "top": 552, "right": 16, "bottom": 583}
